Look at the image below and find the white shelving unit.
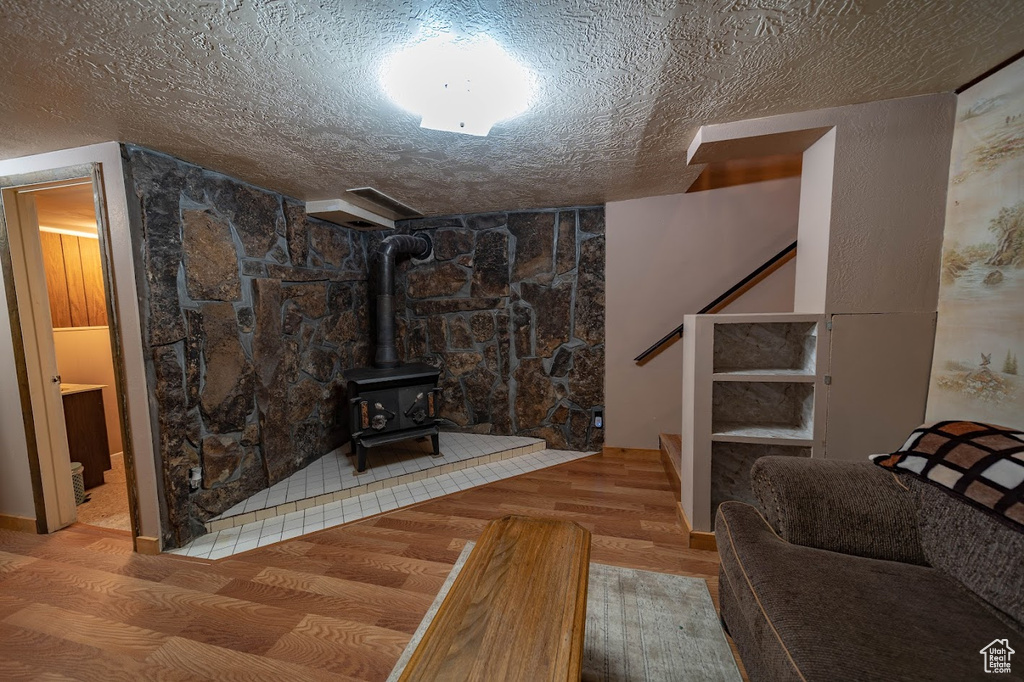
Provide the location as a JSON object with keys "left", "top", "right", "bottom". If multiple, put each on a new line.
{"left": 680, "top": 311, "right": 938, "bottom": 533}
{"left": 682, "top": 313, "right": 826, "bottom": 532}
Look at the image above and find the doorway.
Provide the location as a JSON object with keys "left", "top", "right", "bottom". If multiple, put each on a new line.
{"left": 0, "top": 166, "right": 139, "bottom": 538}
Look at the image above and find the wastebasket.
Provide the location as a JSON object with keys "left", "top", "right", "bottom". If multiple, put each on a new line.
{"left": 71, "top": 462, "right": 85, "bottom": 505}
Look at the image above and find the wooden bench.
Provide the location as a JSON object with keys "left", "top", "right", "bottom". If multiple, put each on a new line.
{"left": 399, "top": 515, "right": 592, "bottom": 681}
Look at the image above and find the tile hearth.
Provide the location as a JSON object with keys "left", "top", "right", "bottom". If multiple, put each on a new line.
{"left": 206, "top": 432, "right": 549, "bottom": 532}
{"left": 169, "top": 446, "right": 593, "bottom": 561}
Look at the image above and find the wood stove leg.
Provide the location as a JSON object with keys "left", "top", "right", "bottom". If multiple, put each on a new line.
{"left": 431, "top": 433, "right": 440, "bottom": 457}
{"left": 357, "top": 443, "right": 368, "bottom": 472}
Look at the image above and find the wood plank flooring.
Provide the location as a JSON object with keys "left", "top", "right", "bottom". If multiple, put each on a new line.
{"left": 0, "top": 449, "right": 743, "bottom": 681}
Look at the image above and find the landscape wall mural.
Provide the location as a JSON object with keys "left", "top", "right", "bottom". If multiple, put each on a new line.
{"left": 927, "top": 57, "right": 1024, "bottom": 428}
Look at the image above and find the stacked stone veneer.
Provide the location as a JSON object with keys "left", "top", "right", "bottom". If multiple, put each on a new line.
{"left": 123, "top": 146, "right": 370, "bottom": 548}
{"left": 390, "top": 208, "right": 605, "bottom": 451}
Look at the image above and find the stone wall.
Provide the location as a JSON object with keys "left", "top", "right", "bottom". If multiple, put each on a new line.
{"left": 391, "top": 208, "right": 605, "bottom": 451}
{"left": 123, "top": 146, "right": 370, "bottom": 548}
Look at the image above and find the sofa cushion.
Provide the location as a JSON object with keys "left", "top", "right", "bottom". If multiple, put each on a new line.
{"left": 911, "top": 478, "right": 1024, "bottom": 630}
{"left": 751, "top": 457, "right": 926, "bottom": 565}
{"left": 716, "top": 501, "right": 1020, "bottom": 682}
{"left": 871, "top": 421, "right": 1024, "bottom": 530}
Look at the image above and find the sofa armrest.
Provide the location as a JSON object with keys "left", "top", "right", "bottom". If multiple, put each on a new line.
{"left": 750, "top": 456, "right": 926, "bottom": 565}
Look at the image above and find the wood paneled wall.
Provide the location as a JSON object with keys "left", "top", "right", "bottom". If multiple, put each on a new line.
{"left": 39, "top": 231, "right": 108, "bottom": 328}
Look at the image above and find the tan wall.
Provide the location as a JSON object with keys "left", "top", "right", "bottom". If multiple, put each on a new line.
{"left": 794, "top": 130, "right": 834, "bottom": 313}
{"left": 605, "top": 178, "right": 800, "bottom": 449}
{"left": 692, "top": 94, "right": 956, "bottom": 315}
{"left": 53, "top": 327, "right": 123, "bottom": 455}
{"left": 721, "top": 259, "right": 795, "bottom": 314}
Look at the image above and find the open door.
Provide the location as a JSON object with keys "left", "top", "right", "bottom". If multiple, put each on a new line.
{"left": 1, "top": 180, "right": 81, "bottom": 530}
{"left": 0, "top": 165, "right": 139, "bottom": 536}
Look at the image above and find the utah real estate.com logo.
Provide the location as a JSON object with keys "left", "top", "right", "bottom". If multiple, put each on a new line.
{"left": 980, "top": 639, "right": 1015, "bottom": 674}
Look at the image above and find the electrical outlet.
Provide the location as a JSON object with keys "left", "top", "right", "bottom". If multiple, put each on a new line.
{"left": 188, "top": 466, "right": 202, "bottom": 490}
{"left": 593, "top": 409, "right": 603, "bottom": 429}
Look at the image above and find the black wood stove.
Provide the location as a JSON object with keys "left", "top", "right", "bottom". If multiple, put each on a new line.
{"left": 347, "top": 363, "right": 440, "bottom": 472}
{"left": 347, "top": 233, "right": 441, "bottom": 472}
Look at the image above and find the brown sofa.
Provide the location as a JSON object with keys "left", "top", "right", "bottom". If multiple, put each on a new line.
{"left": 716, "top": 456, "right": 1024, "bottom": 681}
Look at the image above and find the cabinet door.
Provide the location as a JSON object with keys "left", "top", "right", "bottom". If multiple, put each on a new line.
{"left": 825, "top": 312, "right": 936, "bottom": 461}
{"left": 63, "top": 390, "right": 111, "bottom": 488}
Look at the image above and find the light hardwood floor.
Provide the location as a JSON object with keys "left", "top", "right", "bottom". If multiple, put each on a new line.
{"left": 0, "top": 449, "right": 743, "bottom": 681}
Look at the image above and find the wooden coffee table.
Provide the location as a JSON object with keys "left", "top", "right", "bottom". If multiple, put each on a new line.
{"left": 399, "top": 515, "right": 592, "bottom": 681}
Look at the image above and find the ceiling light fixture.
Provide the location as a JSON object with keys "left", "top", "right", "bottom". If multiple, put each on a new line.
{"left": 381, "top": 32, "right": 536, "bottom": 137}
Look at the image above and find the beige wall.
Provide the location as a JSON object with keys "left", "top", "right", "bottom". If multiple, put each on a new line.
{"left": 794, "top": 130, "right": 835, "bottom": 313}
{"left": 605, "top": 178, "right": 800, "bottom": 449}
{"left": 53, "top": 327, "right": 123, "bottom": 455}
{"left": 691, "top": 94, "right": 956, "bottom": 316}
{"left": 0, "top": 143, "right": 160, "bottom": 539}
{"left": 721, "top": 259, "right": 795, "bottom": 315}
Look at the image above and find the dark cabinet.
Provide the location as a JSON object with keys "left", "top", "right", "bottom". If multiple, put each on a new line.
{"left": 61, "top": 385, "right": 111, "bottom": 489}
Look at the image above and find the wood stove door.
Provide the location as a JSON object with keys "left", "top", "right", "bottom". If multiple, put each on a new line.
{"left": 398, "top": 385, "right": 434, "bottom": 430}
{"left": 361, "top": 389, "right": 401, "bottom": 435}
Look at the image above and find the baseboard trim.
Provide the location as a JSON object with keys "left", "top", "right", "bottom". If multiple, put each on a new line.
{"left": 689, "top": 530, "right": 718, "bottom": 552}
{"left": 676, "top": 502, "right": 718, "bottom": 552}
{"left": 675, "top": 502, "right": 689, "bottom": 531}
{"left": 0, "top": 514, "right": 37, "bottom": 533}
{"left": 660, "top": 448, "right": 681, "bottom": 497}
{"left": 601, "top": 446, "right": 661, "bottom": 457}
{"left": 135, "top": 535, "right": 161, "bottom": 555}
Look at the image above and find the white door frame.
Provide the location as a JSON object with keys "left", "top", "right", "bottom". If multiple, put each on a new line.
{"left": 0, "top": 144, "right": 163, "bottom": 552}
{"left": 0, "top": 160, "right": 163, "bottom": 552}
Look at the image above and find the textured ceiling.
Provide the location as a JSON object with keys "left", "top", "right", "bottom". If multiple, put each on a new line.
{"left": 1, "top": 1, "right": 1022, "bottom": 216}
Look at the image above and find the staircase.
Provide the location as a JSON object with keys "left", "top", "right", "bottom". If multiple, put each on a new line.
{"left": 638, "top": 243, "right": 801, "bottom": 552}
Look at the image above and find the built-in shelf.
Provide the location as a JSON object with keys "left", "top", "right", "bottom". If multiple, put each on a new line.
{"left": 710, "top": 441, "right": 812, "bottom": 516}
{"left": 712, "top": 369, "right": 815, "bottom": 382}
{"left": 711, "top": 423, "right": 814, "bottom": 447}
{"left": 684, "top": 313, "right": 827, "bottom": 532}
{"left": 712, "top": 320, "right": 818, "bottom": 375}
{"left": 685, "top": 312, "right": 937, "bottom": 534}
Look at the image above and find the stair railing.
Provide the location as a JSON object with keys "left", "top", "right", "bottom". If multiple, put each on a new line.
{"left": 633, "top": 240, "right": 797, "bottom": 365}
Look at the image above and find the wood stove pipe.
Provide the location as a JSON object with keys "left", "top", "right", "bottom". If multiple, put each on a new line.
{"left": 374, "top": 233, "right": 432, "bottom": 368}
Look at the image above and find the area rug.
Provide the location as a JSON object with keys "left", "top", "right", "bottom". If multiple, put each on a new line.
{"left": 387, "top": 542, "right": 742, "bottom": 681}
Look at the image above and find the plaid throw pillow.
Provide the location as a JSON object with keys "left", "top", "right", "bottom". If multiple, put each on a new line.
{"left": 871, "top": 421, "right": 1024, "bottom": 529}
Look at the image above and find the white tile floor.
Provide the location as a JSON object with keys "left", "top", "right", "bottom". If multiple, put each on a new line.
{"left": 167, "top": 448, "right": 593, "bottom": 560}
{"left": 208, "top": 432, "right": 543, "bottom": 530}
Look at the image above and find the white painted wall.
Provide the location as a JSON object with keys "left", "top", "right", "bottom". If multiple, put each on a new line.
{"left": 0, "top": 143, "right": 160, "bottom": 540}
{"left": 794, "top": 130, "right": 835, "bottom": 313}
{"left": 721, "top": 259, "right": 795, "bottom": 314}
{"left": 605, "top": 178, "right": 800, "bottom": 449}
{"left": 53, "top": 327, "right": 123, "bottom": 455}
{"left": 692, "top": 94, "right": 956, "bottom": 315}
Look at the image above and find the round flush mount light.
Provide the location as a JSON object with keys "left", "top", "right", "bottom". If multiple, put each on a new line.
{"left": 381, "top": 32, "right": 537, "bottom": 137}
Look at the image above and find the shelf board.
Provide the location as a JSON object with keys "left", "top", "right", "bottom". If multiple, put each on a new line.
{"left": 711, "top": 423, "right": 813, "bottom": 447}
{"left": 712, "top": 369, "right": 815, "bottom": 382}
